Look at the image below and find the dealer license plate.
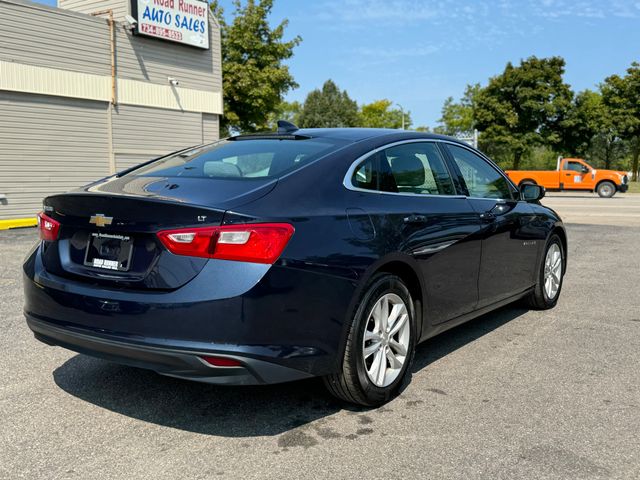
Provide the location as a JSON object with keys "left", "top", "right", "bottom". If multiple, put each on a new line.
{"left": 84, "top": 233, "right": 133, "bottom": 272}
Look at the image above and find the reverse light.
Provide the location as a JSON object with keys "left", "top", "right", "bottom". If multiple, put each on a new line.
{"left": 37, "top": 212, "right": 61, "bottom": 241}
{"left": 156, "top": 223, "right": 294, "bottom": 264}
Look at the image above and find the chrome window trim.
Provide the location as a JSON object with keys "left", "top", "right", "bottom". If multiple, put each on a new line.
{"left": 342, "top": 138, "right": 517, "bottom": 202}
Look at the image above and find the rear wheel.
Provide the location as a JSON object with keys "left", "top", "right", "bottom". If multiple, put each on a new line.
{"left": 524, "top": 234, "right": 564, "bottom": 310}
{"left": 596, "top": 181, "right": 616, "bottom": 198}
{"left": 324, "top": 274, "right": 416, "bottom": 406}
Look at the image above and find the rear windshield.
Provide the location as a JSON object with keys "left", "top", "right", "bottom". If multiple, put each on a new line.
{"left": 128, "top": 138, "right": 347, "bottom": 180}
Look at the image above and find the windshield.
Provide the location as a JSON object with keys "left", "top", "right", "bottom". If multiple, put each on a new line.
{"left": 128, "top": 138, "right": 347, "bottom": 180}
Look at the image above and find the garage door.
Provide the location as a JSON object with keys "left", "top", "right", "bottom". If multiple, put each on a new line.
{"left": 112, "top": 105, "right": 214, "bottom": 171}
{"left": 0, "top": 91, "right": 110, "bottom": 220}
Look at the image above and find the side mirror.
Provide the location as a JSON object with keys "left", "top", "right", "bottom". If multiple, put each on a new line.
{"left": 520, "top": 184, "right": 545, "bottom": 202}
{"left": 581, "top": 166, "right": 589, "bottom": 174}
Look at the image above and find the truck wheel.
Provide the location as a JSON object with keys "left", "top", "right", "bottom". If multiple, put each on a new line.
{"left": 323, "top": 274, "right": 417, "bottom": 407}
{"left": 524, "top": 234, "right": 564, "bottom": 310}
{"left": 596, "top": 181, "right": 616, "bottom": 198}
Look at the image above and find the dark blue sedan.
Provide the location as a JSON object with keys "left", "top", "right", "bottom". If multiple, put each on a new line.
{"left": 24, "top": 123, "right": 567, "bottom": 406}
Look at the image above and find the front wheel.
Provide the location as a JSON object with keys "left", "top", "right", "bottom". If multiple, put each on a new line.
{"left": 524, "top": 234, "right": 564, "bottom": 310}
{"left": 596, "top": 181, "right": 616, "bottom": 198}
{"left": 324, "top": 274, "right": 417, "bottom": 407}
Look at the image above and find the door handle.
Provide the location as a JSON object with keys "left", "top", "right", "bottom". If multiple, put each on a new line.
{"left": 479, "top": 212, "right": 496, "bottom": 223}
{"left": 565, "top": 173, "right": 572, "bottom": 176}
{"left": 403, "top": 214, "right": 429, "bottom": 224}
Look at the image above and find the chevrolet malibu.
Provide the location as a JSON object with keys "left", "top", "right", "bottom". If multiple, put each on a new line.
{"left": 24, "top": 123, "right": 567, "bottom": 406}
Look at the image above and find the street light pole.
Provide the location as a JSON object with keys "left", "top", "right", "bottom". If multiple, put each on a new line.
{"left": 396, "top": 103, "right": 405, "bottom": 130}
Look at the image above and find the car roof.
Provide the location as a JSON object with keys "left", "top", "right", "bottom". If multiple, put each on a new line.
{"left": 293, "top": 128, "right": 457, "bottom": 143}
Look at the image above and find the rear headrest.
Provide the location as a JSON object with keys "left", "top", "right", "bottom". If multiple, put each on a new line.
{"left": 390, "top": 154, "right": 425, "bottom": 186}
{"left": 203, "top": 162, "right": 242, "bottom": 178}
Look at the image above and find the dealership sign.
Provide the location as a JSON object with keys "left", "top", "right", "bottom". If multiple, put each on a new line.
{"left": 132, "top": 0, "right": 209, "bottom": 49}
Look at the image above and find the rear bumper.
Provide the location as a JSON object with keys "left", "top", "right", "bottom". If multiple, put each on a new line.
{"left": 23, "top": 244, "right": 358, "bottom": 383}
{"left": 27, "top": 315, "right": 313, "bottom": 385}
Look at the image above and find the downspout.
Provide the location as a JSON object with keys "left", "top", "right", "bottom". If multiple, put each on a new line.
{"left": 91, "top": 9, "right": 117, "bottom": 174}
{"left": 91, "top": 9, "right": 116, "bottom": 105}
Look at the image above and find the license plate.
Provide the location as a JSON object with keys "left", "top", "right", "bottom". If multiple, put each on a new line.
{"left": 84, "top": 233, "right": 133, "bottom": 271}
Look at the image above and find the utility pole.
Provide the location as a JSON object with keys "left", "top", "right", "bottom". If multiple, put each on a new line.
{"left": 396, "top": 103, "right": 405, "bottom": 130}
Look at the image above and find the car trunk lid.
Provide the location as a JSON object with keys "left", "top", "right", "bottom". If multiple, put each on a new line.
{"left": 40, "top": 176, "right": 277, "bottom": 290}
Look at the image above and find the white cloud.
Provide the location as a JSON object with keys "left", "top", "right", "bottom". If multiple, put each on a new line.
{"left": 313, "top": 0, "right": 638, "bottom": 25}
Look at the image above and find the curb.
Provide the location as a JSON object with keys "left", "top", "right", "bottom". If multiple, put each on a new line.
{"left": 0, "top": 218, "right": 38, "bottom": 231}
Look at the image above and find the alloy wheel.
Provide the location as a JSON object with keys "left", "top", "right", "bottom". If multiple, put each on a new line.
{"left": 362, "top": 293, "right": 411, "bottom": 388}
{"left": 543, "top": 243, "right": 562, "bottom": 300}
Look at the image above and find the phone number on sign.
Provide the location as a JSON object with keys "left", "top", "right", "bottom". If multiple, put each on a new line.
{"left": 140, "top": 24, "right": 183, "bottom": 41}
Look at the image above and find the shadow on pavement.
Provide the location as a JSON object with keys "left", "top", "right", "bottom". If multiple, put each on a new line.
{"left": 53, "top": 305, "right": 527, "bottom": 437}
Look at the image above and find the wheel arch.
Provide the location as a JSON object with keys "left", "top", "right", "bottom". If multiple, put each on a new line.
{"left": 337, "top": 256, "right": 426, "bottom": 367}
{"left": 595, "top": 179, "right": 617, "bottom": 192}
{"left": 375, "top": 260, "right": 424, "bottom": 335}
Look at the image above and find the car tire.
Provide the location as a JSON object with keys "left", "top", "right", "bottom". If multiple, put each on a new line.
{"left": 524, "top": 234, "right": 564, "bottom": 310}
{"left": 596, "top": 181, "right": 616, "bottom": 198}
{"left": 324, "top": 273, "right": 417, "bottom": 407}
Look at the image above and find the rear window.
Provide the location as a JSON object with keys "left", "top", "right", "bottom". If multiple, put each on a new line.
{"left": 128, "top": 138, "right": 347, "bottom": 180}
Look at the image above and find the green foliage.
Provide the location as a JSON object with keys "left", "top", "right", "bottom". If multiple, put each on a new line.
{"left": 628, "top": 181, "right": 640, "bottom": 194}
{"left": 474, "top": 56, "right": 573, "bottom": 169}
{"left": 210, "top": 0, "right": 301, "bottom": 134}
{"left": 518, "top": 147, "right": 560, "bottom": 171}
{"left": 602, "top": 62, "right": 640, "bottom": 179}
{"left": 266, "top": 100, "right": 302, "bottom": 130}
{"left": 434, "top": 84, "right": 480, "bottom": 136}
{"left": 587, "top": 133, "right": 628, "bottom": 170}
{"left": 558, "top": 89, "right": 628, "bottom": 169}
{"left": 358, "top": 99, "right": 411, "bottom": 129}
{"left": 559, "top": 90, "right": 608, "bottom": 157}
{"left": 298, "top": 80, "right": 359, "bottom": 128}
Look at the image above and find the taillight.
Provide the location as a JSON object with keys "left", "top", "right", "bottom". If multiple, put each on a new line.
{"left": 37, "top": 212, "right": 61, "bottom": 241}
{"left": 156, "top": 223, "right": 294, "bottom": 264}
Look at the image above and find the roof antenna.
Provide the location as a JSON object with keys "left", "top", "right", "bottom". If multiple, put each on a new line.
{"left": 277, "top": 120, "right": 299, "bottom": 134}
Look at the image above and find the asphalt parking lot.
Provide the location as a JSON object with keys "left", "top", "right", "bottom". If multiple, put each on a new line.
{"left": 1, "top": 195, "right": 639, "bottom": 480}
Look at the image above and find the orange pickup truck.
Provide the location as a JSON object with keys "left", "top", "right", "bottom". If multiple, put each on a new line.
{"left": 505, "top": 158, "right": 629, "bottom": 198}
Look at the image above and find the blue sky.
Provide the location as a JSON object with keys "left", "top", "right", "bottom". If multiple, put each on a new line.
{"left": 37, "top": 0, "right": 640, "bottom": 127}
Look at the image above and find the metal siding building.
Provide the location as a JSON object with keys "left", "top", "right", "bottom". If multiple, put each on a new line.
{"left": 0, "top": 0, "right": 222, "bottom": 223}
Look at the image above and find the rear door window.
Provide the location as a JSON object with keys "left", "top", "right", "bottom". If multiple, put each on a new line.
{"left": 350, "top": 142, "right": 456, "bottom": 196}
{"left": 381, "top": 142, "right": 456, "bottom": 195}
{"left": 128, "top": 138, "right": 347, "bottom": 179}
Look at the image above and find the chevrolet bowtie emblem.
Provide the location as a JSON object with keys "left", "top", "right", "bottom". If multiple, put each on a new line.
{"left": 89, "top": 214, "right": 113, "bottom": 228}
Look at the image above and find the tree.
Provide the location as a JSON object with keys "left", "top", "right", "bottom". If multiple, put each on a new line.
{"left": 588, "top": 132, "right": 628, "bottom": 170}
{"left": 266, "top": 100, "right": 302, "bottom": 129}
{"left": 474, "top": 56, "right": 573, "bottom": 169}
{"left": 210, "top": 0, "right": 301, "bottom": 134}
{"left": 561, "top": 90, "right": 626, "bottom": 169}
{"left": 602, "top": 62, "right": 640, "bottom": 180}
{"left": 559, "top": 90, "right": 607, "bottom": 157}
{"left": 434, "top": 84, "right": 480, "bottom": 136}
{"left": 358, "top": 99, "right": 411, "bottom": 129}
{"left": 559, "top": 89, "right": 625, "bottom": 169}
{"left": 297, "top": 80, "right": 359, "bottom": 128}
